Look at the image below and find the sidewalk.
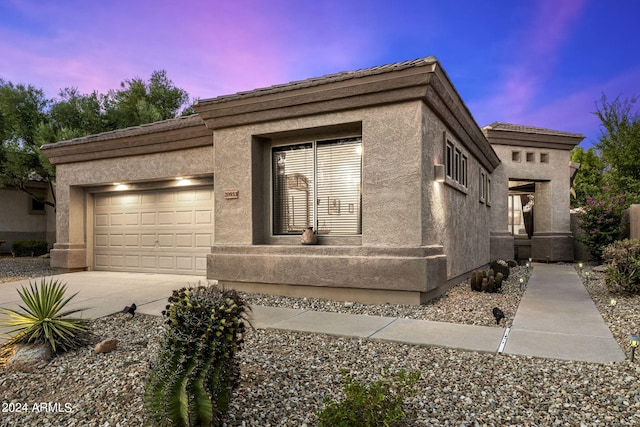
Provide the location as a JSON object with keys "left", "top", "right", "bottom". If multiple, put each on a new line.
{"left": 0, "top": 265, "right": 626, "bottom": 363}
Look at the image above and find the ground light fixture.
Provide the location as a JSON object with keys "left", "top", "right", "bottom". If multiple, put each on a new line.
{"left": 610, "top": 298, "right": 617, "bottom": 315}
{"left": 578, "top": 262, "right": 584, "bottom": 273}
{"left": 584, "top": 271, "right": 591, "bottom": 282}
{"left": 519, "top": 277, "right": 525, "bottom": 291}
{"left": 630, "top": 334, "right": 640, "bottom": 362}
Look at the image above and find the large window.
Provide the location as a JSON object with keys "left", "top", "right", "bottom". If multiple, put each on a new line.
{"left": 272, "top": 137, "right": 362, "bottom": 235}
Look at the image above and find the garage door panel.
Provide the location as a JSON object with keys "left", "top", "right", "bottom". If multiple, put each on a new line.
{"left": 125, "top": 255, "right": 140, "bottom": 268}
{"left": 176, "top": 234, "right": 193, "bottom": 247}
{"left": 195, "top": 234, "right": 212, "bottom": 247}
{"left": 141, "top": 212, "right": 156, "bottom": 225}
{"left": 95, "top": 214, "right": 109, "bottom": 227}
{"left": 195, "top": 210, "right": 212, "bottom": 224}
{"left": 94, "top": 187, "right": 213, "bottom": 275}
{"left": 158, "top": 234, "right": 174, "bottom": 247}
{"left": 124, "top": 234, "right": 139, "bottom": 247}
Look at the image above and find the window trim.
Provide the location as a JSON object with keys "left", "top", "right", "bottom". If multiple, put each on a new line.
{"left": 443, "top": 132, "right": 469, "bottom": 194}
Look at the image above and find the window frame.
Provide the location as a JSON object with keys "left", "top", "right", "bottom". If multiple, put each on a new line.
{"left": 443, "top": 132, "right": 469, "bottom": 194}
{"left": 271, "top": 136, "right": 363, "bottom": 237}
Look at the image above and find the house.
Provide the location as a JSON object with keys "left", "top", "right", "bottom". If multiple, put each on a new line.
{"left": 0, "top": 181, "right": 55, "bottom": 255}
{"left": 40, "top": 57, "right": 583, "bottom": 304}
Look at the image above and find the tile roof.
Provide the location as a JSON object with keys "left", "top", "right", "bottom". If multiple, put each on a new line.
{"left": 42, "top": 114, "right": 205, "bottom": 149}
{"left": 484, "top": 122, "right": 585, "bottom": 139}
{"left": 198, "top": 56, "right": 439, "bottom": 104}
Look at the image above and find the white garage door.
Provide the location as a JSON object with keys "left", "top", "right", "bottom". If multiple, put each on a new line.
{"left": 93, "top": 187, "right": 213, "bottom": 275}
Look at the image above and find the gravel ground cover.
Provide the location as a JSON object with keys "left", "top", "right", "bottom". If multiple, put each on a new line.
{"left": 0, "top": 258, "right": 638, "bottom": 426}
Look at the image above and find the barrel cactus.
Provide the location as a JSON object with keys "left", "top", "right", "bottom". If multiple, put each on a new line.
{"left": 145, "top": 284, "right": 249, "bottom": 427}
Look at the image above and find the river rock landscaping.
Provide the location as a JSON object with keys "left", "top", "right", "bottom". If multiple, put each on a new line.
{"left": 0, "top": 259, "right": 638, "bottom": 426}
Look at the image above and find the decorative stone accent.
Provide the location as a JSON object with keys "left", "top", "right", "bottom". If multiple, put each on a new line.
{"left": 94, "top": 338, "right": 118, "bottom": 354}
{"left": 6, "top": 343, "right": 52, "bottom": 372}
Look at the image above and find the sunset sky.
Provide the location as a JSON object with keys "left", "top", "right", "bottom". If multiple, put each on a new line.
{"left": 1, "top": 0, "right": 639, "bottom": 147}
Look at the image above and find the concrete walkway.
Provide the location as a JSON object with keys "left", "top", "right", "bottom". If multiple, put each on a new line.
{"left": 0, "top": 265, "right": 626, "bottom": 363}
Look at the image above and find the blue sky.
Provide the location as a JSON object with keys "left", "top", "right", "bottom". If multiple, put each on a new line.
{"left": 1, "top": 0, "right": 639, "bottom": 147}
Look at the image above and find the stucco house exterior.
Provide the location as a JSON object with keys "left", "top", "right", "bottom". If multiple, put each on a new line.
{"left": 40, "top": 56, "right": 583, "bottom": 304}
{"left": 0, "top": 182, "right": 55, "bottom": 255}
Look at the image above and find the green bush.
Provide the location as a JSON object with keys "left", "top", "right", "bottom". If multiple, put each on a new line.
{"left": 144, "top": 284, "right": 249, "bottom": 427}
{"left": 11, "top": 239, "right": 49, "bottom": 257}
{"left": 317, "top": 367, "right": 421, "bottom": 427}
{"left": 0, "top": 278, "right": 93, "bottom": 355}
{"left": 576, "top": 192, "right": 631, "bottom": 262}
{"left": 602, "top": 239, "right": 640, "bottom": 294}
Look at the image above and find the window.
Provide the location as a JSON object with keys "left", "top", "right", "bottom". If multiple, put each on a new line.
{"left": 272, "top": 137, "right": 362, "bottom": 235}
{"left": 29, "top": 192, "right": 46, "bottom": 214}
{"left": 512, "top": 151, "right": 521, "bottom": 162}
{"left": 479, "top": 169, "right": 487, "bottom": 203}
{"left": 540, "top": 153, "right": 549, "bottom": 163}
{"left": 526, "top": 152, "right": 535, "bottom": 163}
{"left": 445, "top": 142, "right": 454, "bottom": 178}
{"left": 443, "top": 134, "right": 468, "bottom": 190}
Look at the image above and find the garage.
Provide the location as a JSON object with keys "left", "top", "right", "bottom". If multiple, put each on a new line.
{"left": 93, "top": 186, "right": 213, "bottom": 275}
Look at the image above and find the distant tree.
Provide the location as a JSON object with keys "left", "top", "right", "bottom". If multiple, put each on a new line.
{"left": 0, "top": 79, "right": 55, "bottom": 207}
{"left": 570, "top": 146, "right": 605, "bottom": 208}
{"left": 594, "top": 94, "right": 640, "bottom": 194}
{"left": 0, "top": 70, "right": 193, "bottom": 210}
{"left": 104, "top": 70, "right": 190, "bottom": 129}
{"left": 574, "top": 94, "right": 640, "bottom": 260}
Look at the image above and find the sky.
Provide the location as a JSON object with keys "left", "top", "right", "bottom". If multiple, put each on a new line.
{"left": 1, "top": 0, "right": 639, "bottom": 148}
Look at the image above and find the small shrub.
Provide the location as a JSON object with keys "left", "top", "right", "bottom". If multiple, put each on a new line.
{"left": 317, "top": 367, "right": 421, "bottom": 427}
{"left": 0, "top": 278, "right": 93, "bottom": 355}
{"left": 11, "top": 240, "right": 49, "bottom": 257}
{"left": 602, "top": 239, "right": 640, "bottom": 294}
{"left": 144, "top": 284, "right": 249, "bottom": 427}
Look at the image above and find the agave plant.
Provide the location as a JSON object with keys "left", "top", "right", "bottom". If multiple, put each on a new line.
{"left": 0, "top": 278, "right": 93, "bottom": 354}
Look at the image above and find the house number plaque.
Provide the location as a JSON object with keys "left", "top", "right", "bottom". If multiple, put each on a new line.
{"left": 224, "top": 190, "right": 239, "bottom": 199}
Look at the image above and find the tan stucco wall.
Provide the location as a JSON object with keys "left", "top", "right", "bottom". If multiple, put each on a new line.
{"left": 0, "top": 185, "right": 55, "bottom": 254}
{"left": 491, "top": 144, "right": 574, "bottom": 261}
{"left": 208, "top": 100, "right": 499, "bottom": 301}
{"left": 51, "top": 146, "right": 214, "bottom": 269}
{"left": 423, "top": 106, "right": 498, "bottom": 279}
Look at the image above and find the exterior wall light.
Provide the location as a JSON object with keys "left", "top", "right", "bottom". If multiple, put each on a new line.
{"left": 434, "top": 164, "right": 445, "bottom": 183}
{"left": 630, "top": 334, "right": 639, "bottom": 362}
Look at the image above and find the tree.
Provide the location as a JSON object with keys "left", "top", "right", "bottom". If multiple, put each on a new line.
{"left": 0, "top": 79, "right": 55, "bottom": 208}
{"left": 594, "top": 94, "right": 640, "bottom": 194}
{"left": 104, "top": 70, "right": 190, "bottom": 129}
{"left": 570, "top": 146, "right": 604, "bottom": 208}
{"left": 573, "top": 94, "right": 640, "bottom": 260}
{"left": 0, "top": 71, "right": 193, "bottom": 210}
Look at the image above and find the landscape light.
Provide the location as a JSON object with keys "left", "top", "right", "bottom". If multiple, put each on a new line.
{"left": 585, "top": 271, "right": 590, "bottom": 282}
{"left": 519, "top": 277, "right": 524, "bottom": 291}
{"left": 610, "top": 299, "right": 617, "bottom": 315}
{"left": 629, "top": 334, "right": 640, "bottom": 362}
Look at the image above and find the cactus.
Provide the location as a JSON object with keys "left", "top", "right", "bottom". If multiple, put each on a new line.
{"left": 145, "top": 284, "right": 249, "bottom": 427}
{"left": 490, "top": 259, "right": 510, "bottom": 279}
{"left": 494, "top": 272, "right": 504, "bottom": 290}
